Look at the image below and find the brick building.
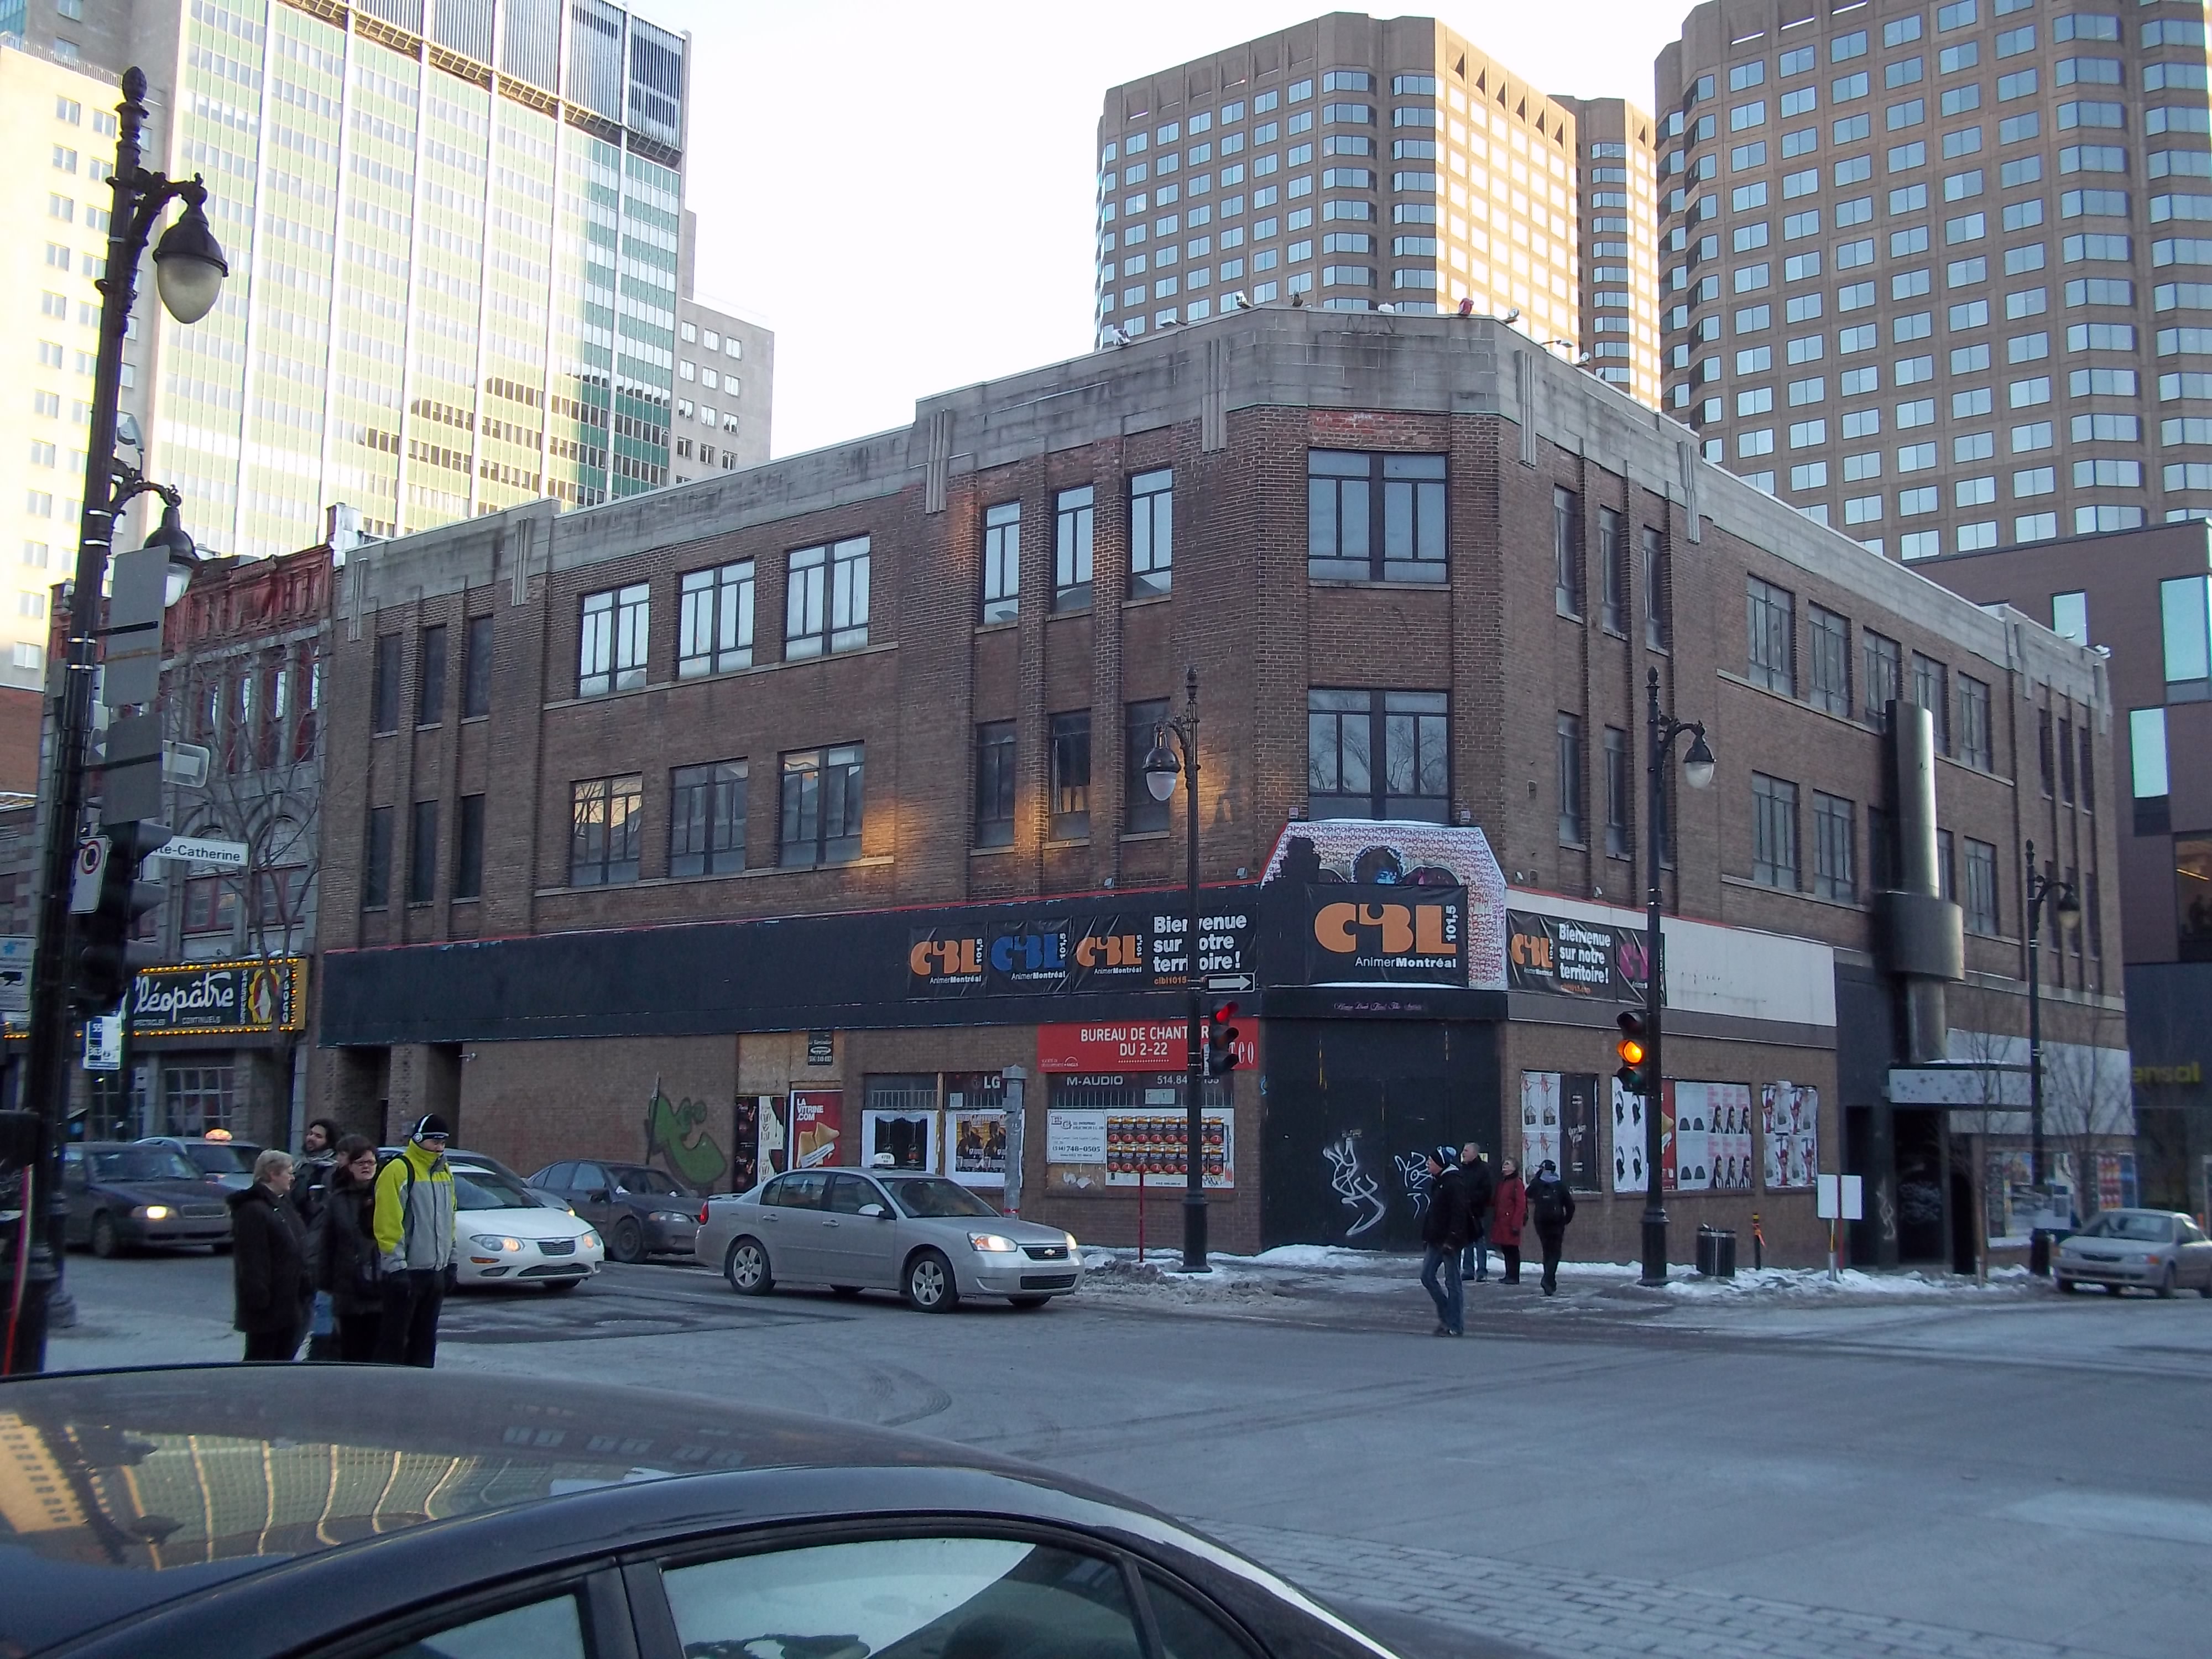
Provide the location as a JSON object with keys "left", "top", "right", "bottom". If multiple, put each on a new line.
{"left": 311, "top": 309, "right": 2119, "bottom": 1270}
{"left": 1924, "top": 518, "right": 2211, "bottom": 1214}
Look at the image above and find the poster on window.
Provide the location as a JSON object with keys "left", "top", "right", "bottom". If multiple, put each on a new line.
{"left": 1104, "top": 1110, "right": 1233, "bottom": 1190}
{"left": 789, "top": 1089, "right": 842, "bottom": 1169}
{"left": 1520, "top": 1071, "right": 1563, "bottom": 1173}
{"left": 1761, "top": 1082, "right": 1819, "bottom": 1191}
{"left": 863, "top": 1109, "right": 937, "bottom": 1173}
{"left": 1611, "top": 1077, "right": 1649, "bottom": 1193}
{"left": 947, "top": 1109, "right": 1008, "bottom": 1187}
{"left": 1559, "top": 1072, "right": 1602, "bottom": 1192}
{"left": 1665, "top": 1082, "right": 1755, "bottom": 1192}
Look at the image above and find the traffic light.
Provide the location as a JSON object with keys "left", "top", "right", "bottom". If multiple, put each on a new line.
{"left": 1615, "top": 1009, "right": 1647, "bottom": 1096}
{"left": 1205, "top": 1001, "right": 1242, "bottom": 1079}
{"left": 71, "top": 821, "right": 171, "bottom": 1016}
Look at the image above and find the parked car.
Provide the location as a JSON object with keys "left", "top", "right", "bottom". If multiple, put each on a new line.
{"left": 699, "top": 1167, "right": 1082, "bottom": 1311}
{"left": 61, "top": 1141, "right": 232, "bottom": 1256}
{"left": 136, "top": 1134, "right": 263, "bottom": 1193}
{"left": 375, "top": 1145, "right": 568, "bottom": 1207}
{"left": 445, "top": 1155, "right": 604, "bottom": 1291}
{"left": 2053, "top": 1208, "right": 2212, "bottom": 1297}
{"left": 528, "top": 1159, "right": 703, "bottom": 1263}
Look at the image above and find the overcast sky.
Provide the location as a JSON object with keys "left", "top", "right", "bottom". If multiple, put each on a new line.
{"left": 670, "top": 3, "right": 1688, "bottom": 458}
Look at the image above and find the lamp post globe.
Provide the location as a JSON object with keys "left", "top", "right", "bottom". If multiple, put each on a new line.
{"left": 143, "top": 500, "right": 199, "bottom": 607}
{"left": 152, "top": 198, "right": 228, "bottom": 324}
{"left": 1682, "top": 730, "right": 1717, "bottom": 791}
{"left": 1142, "top": 739, "right": 1180, "bottom": 803}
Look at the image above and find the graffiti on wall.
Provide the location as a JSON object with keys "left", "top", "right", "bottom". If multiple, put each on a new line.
{"left": 645, "top": 1075, "right": 729, "bottom": 1194}
{"left": 1322, "top": 1134, "right": 1388, "bottom": 1235}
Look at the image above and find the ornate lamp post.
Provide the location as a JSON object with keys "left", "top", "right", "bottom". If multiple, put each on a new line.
{"left": 1639, "top": 667, "right": 1716, "bottom": 1287}
{"left": 1141, "top": 667, "right": 1209, "bottom": 1273}
{"left": 4, "top": 68, "right": 225, "bottom": 1374}
{"left": 2022, "top": 839, "right": 2081, "bottom": 1276}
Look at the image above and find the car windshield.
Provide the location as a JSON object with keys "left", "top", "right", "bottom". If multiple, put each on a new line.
{"left": 453, "top": 1168, "right": 540, "bottom": 1211}
{"left": 2078, "top": 1212, "right": 2174, "bottom": 1242}
{"left": 885, "top": 1177, "right": 1001, "bottom": 1219}
{"left": 612, "top": 1166, "right": 685, "bottom": 1196}
{"left": 91, "top": 1147, "right": 199, "bottom": 1183}
{"left": 183, "top": 1142, "right": 258, "bottom": 1174}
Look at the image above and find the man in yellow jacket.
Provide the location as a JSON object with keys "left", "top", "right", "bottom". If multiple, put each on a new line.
{"left": 372, "top": 1114, "right": 457, "bottom": 1366}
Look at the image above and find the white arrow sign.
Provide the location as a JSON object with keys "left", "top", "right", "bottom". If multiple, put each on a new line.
{"left": 159, "top": 837, "right": 248, "bottom": 870}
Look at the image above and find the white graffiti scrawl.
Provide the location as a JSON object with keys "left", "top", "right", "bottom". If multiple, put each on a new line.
{"left": 1323, "top": 1134, "right": 1388, "bottom": 1236}
{"left": 1395, "top": 1150, "right": 1436, "bottom": 1215}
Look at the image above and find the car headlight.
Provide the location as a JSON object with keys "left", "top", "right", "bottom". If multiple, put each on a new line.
{"left": 581, "top": 1231, "right": 601, "bottom": 1251}
{"left": 469, "top": 1234, "right": 524, "bottom": 1253}
{"left": 967, "top": 1232, "right": 1021, "bottom": 1253}
{"left": 1065, "top": 1233, "right": 1081, "bottom": 1254}
{"left": 135, "top": 1205, "right": 172, "bottom": 1221}
{"left": 2124, "top": 1250, "right": 2156, "bottom": 1264}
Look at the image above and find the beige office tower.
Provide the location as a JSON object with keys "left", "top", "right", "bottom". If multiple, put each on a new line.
{"left": 671, "top": 209, "right": 771, "bottom": 484}
{"left": 1658, "top": 0, "right": 2212, "bottom": 559}
{"left": 0, "top": 38, "right": 155, "bottom": 694}
{"left": 1556, "top": 96, "right": 1665, "bottom": 404}
{"left": 1094, "top": 13, "right": 1584, "bottom": 346}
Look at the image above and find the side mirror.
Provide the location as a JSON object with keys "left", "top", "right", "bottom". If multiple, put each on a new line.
{"left": 591, "top": 1189, "right": 612, "bottom": 1204}
{"left": 858, "top": 1203, "right": 889, "bottom": 1219}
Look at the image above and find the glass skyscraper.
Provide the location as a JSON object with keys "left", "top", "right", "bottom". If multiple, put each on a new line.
{"left": 11, "top": 0, "right": 701, "bottom": 560}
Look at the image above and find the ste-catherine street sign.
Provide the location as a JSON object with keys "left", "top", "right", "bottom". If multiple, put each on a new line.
{"left": 159, "top": 837, "right": 249, "bottom": 870}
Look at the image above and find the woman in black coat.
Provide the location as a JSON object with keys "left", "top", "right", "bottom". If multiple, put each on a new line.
{"left": 316, "top": 1136, "right": 385, "bottom": 1362}
{"left": 229, "top": 1150, "right": 312, "bottom": 1361}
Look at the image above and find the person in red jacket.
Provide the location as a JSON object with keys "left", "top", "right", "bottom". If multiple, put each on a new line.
{"left": 1489, "top": 1157, "right": 1527, "bottom": 1285}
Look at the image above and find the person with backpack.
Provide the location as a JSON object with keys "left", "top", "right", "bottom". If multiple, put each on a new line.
{"left": 1489, "top": 1157, "right": 1526, "bottom": 1285}
{"left": 316, "top": 1135, "right": 385, "bottom": 1361}
{"left": 1458, "top": 1143, "right": 1495, "bottom": 1283}
{"left": 1527, "top": 1157, "right": 1578, "bottom": 1296}
{"left": 1417, "top": 1147, "right": 1471, "bottom": 1337}
{"left": 372, "top": 1114, "right": 457, "bottom": 1366}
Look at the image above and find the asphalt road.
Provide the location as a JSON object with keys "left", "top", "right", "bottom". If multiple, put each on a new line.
{"left": 38, "top": 1249, "right": 2212, "bottom": 1659}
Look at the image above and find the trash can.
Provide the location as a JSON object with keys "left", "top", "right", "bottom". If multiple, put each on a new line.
{"left": 1695, "top": 1225, "right": 1719, "bottom": 1277}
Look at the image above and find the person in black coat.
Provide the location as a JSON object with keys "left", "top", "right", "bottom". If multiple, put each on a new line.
{"left": 230, "top": 1150, "right": 312, "bottom": 1362}
{"left": 1418, "top": 1148, "right": 1471, "bottom": 1337}
{"left": 1458, "top": 1143, "right": 1496, "bottom": 1282}
{"left": 315, "top": 1136, "right": 386, "bottom": 1363}
{"left": 1526, "top": 1158, "right": 1579, "bottom": 1297}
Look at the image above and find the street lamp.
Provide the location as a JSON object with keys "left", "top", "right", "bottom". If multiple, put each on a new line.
{"left": 1141, "top": 666, "right": 1211, "bottom": 1273}
{"left": 2022, "top": 839, "right": 2082, "bottom": 1277}
{"left": 4, "top": 67, "right": 226, "bottom": 1376}
{"left": 1638, "top": 666, "right": 1715, "bottom": 1287}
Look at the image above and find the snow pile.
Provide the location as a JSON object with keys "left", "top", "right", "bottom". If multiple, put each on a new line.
{"left": 1657, "top": 1264, "right": 2035, "bottom": 1299}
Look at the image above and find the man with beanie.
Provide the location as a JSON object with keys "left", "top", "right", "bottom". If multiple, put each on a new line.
{"left": 1527, "top": 1157, "right": 1578, "bottom": 1297}
{"left": 373, "top": 1114, "right": 458, "bottom": 1365}
{"left": 1458, "top": 1142, "right": 1495, "bottom": 1283}
{"left": 1418, "top": 1147, "right": 1471, "bottom": 1336}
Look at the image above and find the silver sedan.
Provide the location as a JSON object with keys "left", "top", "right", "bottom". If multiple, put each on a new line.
{"left": 2054, "top": 1209, "right": 2212, "bottom": 1297}
{"left": 698, "top": 1168, "right": 1082, "bottom": 1312}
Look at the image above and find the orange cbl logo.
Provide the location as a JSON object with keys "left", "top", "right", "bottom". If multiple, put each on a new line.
{"left": 1075, "top": 931, "right": 1144, "bottom": 969}
{"left": 910, "top": 936, "right": 983, "bottom": 977}
{"left": 1313, "top": 901, "right": 1458, "bottom": 957}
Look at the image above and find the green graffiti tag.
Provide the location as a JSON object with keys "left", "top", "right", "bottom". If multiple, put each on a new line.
{"left": 645, "top": 1075, "right": 728, "bottom": 1193}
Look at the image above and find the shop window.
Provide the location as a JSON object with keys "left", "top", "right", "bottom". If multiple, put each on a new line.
{"left": 2178, "top": 837, "right": 2212, "bottom": 961}
{"left": 864, "top": 1073, "right": 939, "bottom": 1172}
{"left": 163, "top": 1064, "right": 236, "bottom": 1136}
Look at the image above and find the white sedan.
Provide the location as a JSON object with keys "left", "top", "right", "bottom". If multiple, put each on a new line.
{"left": 699, "top": 1168, "right": 1081, "bottom": 1312}
{"left": 448, "top": 1159, "right": 604, "bottom": 1291}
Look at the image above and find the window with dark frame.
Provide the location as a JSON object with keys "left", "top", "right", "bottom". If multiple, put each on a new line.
{"left": 670, "top": 760, "right": 748, "bottom": 877}
{"left": 1911, "top": 652, "right": 1950, "bottom": 753}
{"left": 2058, "top": 716, "right": 2075, "bottom": 803}
{"left": 982, "top": 502, "right": 1020, "bottom": 623}
{"left": 1937, "top": 827, "right": 1956, "bottom": 904}
{"left": 1557, "top": 713, "right": 1586, "bottom": 846}
{"left": 2079, "top": 723, "right": 2094, "bottom": 810}
{"left": 1643, "top": 526, "right": 1670, "bottom": 649}
{"left": 1813, "top": 791, "right": 1856, "bottom": 901}
{"left": 1307, "top": 688, "right": 1449, "bottom": 821}
{"left": 779, "top": 744, "right": 864, "bottom": 867}
{"left": 1599, "top": 508, "right": 1627, "bottom": 633}
{"left": 1964, "top": 838, "right": 1999, "bottom": 935}
{"left": 680, "top": 560, "right": 755, "bottom": 677}
{"left": 183, "top": 874, "right": 238, "bottom": 935}
{"left": 371, "top": 635, "right": 401, "bottom": 734}
{"left": 415, "top": 624, "right": 446, "bottom": 726}
{"left": 570, "top": 774, "right": 643, "bottom": 886}
{"left": 1055, "top": 487, "right": 1095, "bottom": 611}
{"left": 1124, "top": 699, "right": 1170, "bottom": 834}
{"left": 579, "top": 583, "right": 649, "bottom": 697}
{"left": 1306, "top": 450, "right": 1447, "bottom": 582}
{"left": 460, "top": 614, "right": 493, "bottom": 718}
{"left": 1604, "top": 726, "right": 1631, "bottom": 857}
{"left": 1752, "top": 772, "right": 1800, "bottom": 889}
{"left": 255, "top": 864, "right": 309, "bottom": 930}
{"left": 1553, "top": 485, "right": 1583, "bottom": 615}
{"left": 1050, "top": 712, "right": 1093, "bottom": 840}
{"left": 1960, "top": 673, "right": 1992, "bottom": 769}
{"left": 294, "top": 643, "right": 321, "bottom": 760}
{"left": 1747, "top": 576, "right": 1796, "bottom": 693}
{"left": 1863, "top": 629, "right": 1902, "bottom": 723}
{"left": 1868, "top": 804, "right": 1895, "bottom": 891}
{"left": 786, "top": 538, "right": 869, "bottom": 659}
{"left": 453, "top": 794, "right": 485, "bottom": 900}
{"left": 408, "top": 800, "right": 439, "bottom": 904}
{"left": 362, "top": 805, "right": 393, "bottom": 908}
{"left": 2038, "top": 707, "right": 2054, "bottom": 795}
{"left": 1129, "top": 469, "right": 1173, "bottom": 598}
{"left": 974, "top": 722, "right": 1016, "bottom": 847}
{"left": 1808, "top": 604, "right": 1851, "bottom": 716}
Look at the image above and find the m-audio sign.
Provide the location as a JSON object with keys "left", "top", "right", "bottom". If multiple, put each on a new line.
{"left": 127, "top": 957, "right": 307, "bottom": 1039}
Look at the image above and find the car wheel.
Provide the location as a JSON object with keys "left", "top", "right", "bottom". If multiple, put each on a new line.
{"left": 831, "top": 1285, "right": 864, "bottom": 1298}
{"left": 2057, "top": 1277, "right": 2079, "bottom": 1293}
{"left": 89, "top": 1213, "right": 121, "bottom": 1259}
{"left": 2105, "top": 1282, "right": 2125, "bottom": 1295}
{"left": 904, "top": 1248, "right": 959, "bottom": 1313}
{"left": 210, "top": 1241, "right": 231, "bottom": 1255}
{"left": 725, "top": 1238, "right": 773, "bottom": 1296}
{"left": 609, "top": 1218, "right": 646, "bottom": 1265}
{"left": 1008, "top": 1295, "right": 1051, "bottom": 1310}
{"left": 2157, "top": 1264, "right": 2178, "bottom": 1300}
{"left": 542, "top": 1279, "right": 582, "bottom": 1294}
